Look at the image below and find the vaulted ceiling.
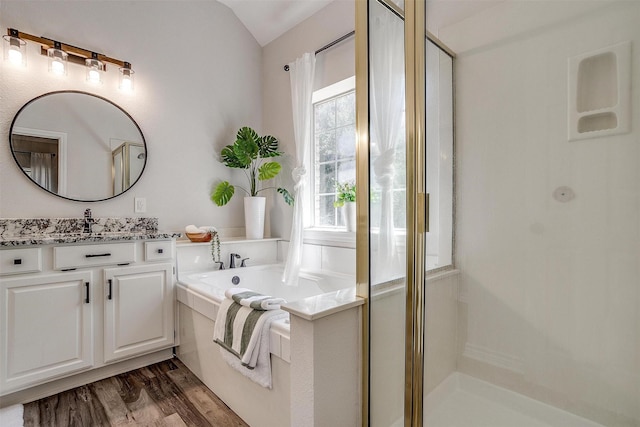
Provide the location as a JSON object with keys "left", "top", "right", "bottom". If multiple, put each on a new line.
{"left": 219, "top": 0, "right": 505, "bottom": 47}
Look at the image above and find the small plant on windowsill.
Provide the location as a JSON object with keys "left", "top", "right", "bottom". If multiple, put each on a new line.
{"left": 333, "top": 181, "right": 356, "bottom": 232}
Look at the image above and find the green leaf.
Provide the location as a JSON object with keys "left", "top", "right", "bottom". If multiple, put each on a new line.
{"left": 234, "top": 127, "right": 259, "bottom": 166}
{"left": 333, "top": 199, "right": 345, "bottom": 208}
{"left": 237, "top": 126, "right": 260, "bottom": 145}
{"left": 234, "top": 139, "right": 257, "bottom": 166}
{"left": 258, "top": 161, "right": 281, "bottom": 180}
{"left": 278, "top": 188, "right": 294, "bottom": 206}
{"left": 258, "top": 135, "right": 280, "bottom": 158}
{"left": 221, "top": 145, "right": 246, "bottom": 168}
{"left": 211, "top": 181, "right": 235, "bottom": 206}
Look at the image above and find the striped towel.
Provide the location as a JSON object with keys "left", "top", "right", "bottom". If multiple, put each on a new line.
{"left": 213, "top": 292, "right": 287, "bottom": 388}
{"left": 224, "top": 287, "right": 286, "bottom": 311}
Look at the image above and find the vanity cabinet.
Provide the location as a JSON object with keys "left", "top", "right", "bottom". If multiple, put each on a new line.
{"left": 104, "top": 263, "right": 174, "bottom": 363}
{"left": 0, "top": 271, "right": 94, "bottom": 393}
{"left": 0, "top": 239, "right": 177, "bottom": 396}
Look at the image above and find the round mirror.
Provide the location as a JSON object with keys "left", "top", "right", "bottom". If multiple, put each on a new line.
{"left": 10, "top": 91, "right": 146, "bottom": 202}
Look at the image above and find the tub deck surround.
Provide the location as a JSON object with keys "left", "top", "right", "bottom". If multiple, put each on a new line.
{"left": 0, "top": 217, "right": 181, "bottom": 246}
{"left": 176, "top": 263, "right": 359, "bottom": 361}
{"left": 177, "top": 237, "right": 282, "bottom": 273}
{"left": 175, "top": 241, "right": 361, "bottom": 426}
{"left": 280, "top": 287, "right": 364, "bottom": 321}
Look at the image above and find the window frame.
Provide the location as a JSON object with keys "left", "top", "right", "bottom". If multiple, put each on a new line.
{"left": 304, "top": 76, "right": 357, "bottom": 247}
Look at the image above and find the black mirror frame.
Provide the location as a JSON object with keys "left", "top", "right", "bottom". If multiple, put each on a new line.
{"left": 9, "top": 90, "right": 147, "bottom": 203}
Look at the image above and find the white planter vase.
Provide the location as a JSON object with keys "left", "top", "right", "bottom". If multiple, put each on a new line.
{"left": 343, "top": 202, "right": 357, "bottom": 232}
{"left": 244, "top": 196, "right": 266, "bottom": 239}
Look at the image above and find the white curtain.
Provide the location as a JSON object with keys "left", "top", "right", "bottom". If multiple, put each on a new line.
{"left": 283, "top": 52, "right": 316, "bottom": 286}
{"left": 30, "top": 152, "right": 54, "bottom": 192}
{"left": 370, "top": 9, "right": 405, "bottom": 283}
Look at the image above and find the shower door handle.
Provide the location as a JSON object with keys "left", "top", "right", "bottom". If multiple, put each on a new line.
{"left": 417, "top": 192, "right": 429, "bottom": 233}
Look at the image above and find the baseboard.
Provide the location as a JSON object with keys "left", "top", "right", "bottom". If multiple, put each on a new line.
{"left": 463, "top": 342, "right": 524, "bottom": 374}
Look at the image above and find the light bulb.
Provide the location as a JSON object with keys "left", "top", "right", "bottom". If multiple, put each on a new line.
{"left": 120, "top": 75, "right": 132, "bottom": 91}
{"left": 85, "top": 54, "right": 103, "bottom": 84}
{"left": 51, "top": 59, "right": 65, "bottom": 75}
{"left": 8, "top": 47, "right": 22, "bottom": 64}
{"left": 88, "top": 69, "right": 100, "bottom": 82}
{"left": 119, "top": 62, "right": 135, "bottom": 92}
{"left": 47, "top": 43, "right": 68, "bottom": 75}
{"left": 3, "top": 31, "right": 27, "bottom": 67}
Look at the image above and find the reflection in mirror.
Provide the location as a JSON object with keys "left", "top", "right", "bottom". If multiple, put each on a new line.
{"left": 10, "top": 91, "right": 146, "bottom": 202}
{"left": 11, "top": 128, "right": 66, "bottom": 194}
{"left": 112, "top": 141, "right": 145, "bottom": 194}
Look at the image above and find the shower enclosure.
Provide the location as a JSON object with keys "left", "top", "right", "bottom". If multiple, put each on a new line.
{"left": 358, "top": 0, "right": 639, "bottom": 426}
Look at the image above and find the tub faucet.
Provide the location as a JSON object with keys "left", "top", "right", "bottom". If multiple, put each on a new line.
{"left": 229, "top": 253, "right": 241, "bottom": 268}
{"left": 83, "top": 208, "right": 95, "bottom": 233}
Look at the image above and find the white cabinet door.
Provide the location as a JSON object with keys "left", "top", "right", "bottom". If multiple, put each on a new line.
{"left": 103, "top": 263, "right": 174, "bottom": 363}
{"left": 0, "top": 271, "right": 94, "bottom": 394}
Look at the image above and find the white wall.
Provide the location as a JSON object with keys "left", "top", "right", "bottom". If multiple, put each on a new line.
{"left": 444, "top": 1, "right": 640, "bottom": 425}
{"left": 261, "top": 0, "right": 355, "bottom": 239}
{"left": 0, "top": 0, "right": 262, "bottom": 233}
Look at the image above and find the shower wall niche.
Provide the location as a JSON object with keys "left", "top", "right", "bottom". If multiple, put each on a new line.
{"left": 568, "top": 41, "right": 631, "bottom": 140}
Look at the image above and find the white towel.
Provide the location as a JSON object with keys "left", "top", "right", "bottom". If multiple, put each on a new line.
{"left": 213, "top": 297, "right": 287, "bottom": 388}
{"left": 225, "top": 287, "right": 286, "bottom": 311}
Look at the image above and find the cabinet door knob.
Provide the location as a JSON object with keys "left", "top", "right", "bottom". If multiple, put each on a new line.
{"left": 107, "top": 279, "right": 113, "bottom": 300}
{"left": 13, "top": 259, "right": 22, "bottom": 265}
{"left": 85, "top": 282, "right": 90, "bottom": 304}
{"left": 157, "top": 248, "right": 164, "bottom": 254}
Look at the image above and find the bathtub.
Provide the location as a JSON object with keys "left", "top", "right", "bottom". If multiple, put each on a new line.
{"left": 175, "top": 262, "right": 360, "bottom": 427}
{"left": 178, "top": 263, "right": 354, "bottom": 306}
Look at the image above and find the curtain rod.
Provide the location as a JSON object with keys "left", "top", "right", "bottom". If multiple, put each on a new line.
{"left": 284, "top": 30, "right": 355, "bottom": 71}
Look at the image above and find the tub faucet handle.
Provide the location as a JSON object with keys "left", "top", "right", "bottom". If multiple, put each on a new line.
{"left": 215, "top": 261, "right": 225, "bottom": 270}
{"left": 229, "top": 253, "right": 241, "bottom": 269}
{"left": 240, "top": 258, "right": 249, "bottom": 267}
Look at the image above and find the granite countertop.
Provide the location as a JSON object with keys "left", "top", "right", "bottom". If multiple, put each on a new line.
{"left": 0, "top": 232, "right": 183, "bottom": 247}
{"left": 0, "top": 217, "right": 181, "bottom": 247}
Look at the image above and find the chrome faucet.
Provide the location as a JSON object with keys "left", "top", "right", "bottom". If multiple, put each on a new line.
{"left": 83, "top": 208, "right": 95, "bottom": 233}
{"left": 229, "top": 253, "right": 241, "bottom": 268}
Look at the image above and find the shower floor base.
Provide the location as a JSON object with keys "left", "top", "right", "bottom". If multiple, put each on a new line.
{"left": 423, "top": 372, "right": 604, "bottom": 427}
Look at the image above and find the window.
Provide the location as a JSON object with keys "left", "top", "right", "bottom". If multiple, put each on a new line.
{"left": 310, "top": 77, "right": 356, "bottom": 229}
{"left": 306, "top": 48, "right": 454, "bottom": 273}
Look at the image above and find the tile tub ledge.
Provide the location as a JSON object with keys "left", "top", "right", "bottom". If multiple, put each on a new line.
{"left": 281, "top": 287, "right": 364, "bottom": 321}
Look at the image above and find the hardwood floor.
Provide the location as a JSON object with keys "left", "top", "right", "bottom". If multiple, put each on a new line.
{"left": 23, "top": 359, "right": 248, "bottom": 427}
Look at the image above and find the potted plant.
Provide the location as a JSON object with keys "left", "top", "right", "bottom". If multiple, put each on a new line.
{"left": 333, "top": 181, "right": 356, "bottom": 232}
{"left": 211, "top": 127, "right": 293, "bottom": 239}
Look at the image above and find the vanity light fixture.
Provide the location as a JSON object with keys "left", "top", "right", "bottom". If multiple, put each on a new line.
{"left": 4, "top": 28, "right": 134, "bottom": 91}
{"left": 2, "top": 28, "right": 26, "bottom": 66}
{"left": 47, "top": 41, "right": 68, "bottom": 75}
{"left": 86, "top": 52, "right": 104, "bottom": 84}
{"left": 119, "top": 62, "right": 134, "bottom": 92}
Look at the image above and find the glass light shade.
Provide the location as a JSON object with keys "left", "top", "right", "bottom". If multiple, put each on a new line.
{"left": 47, "top": 46, "right": 68, "bottom": 75}
{"left": 3, "top": 34, "right": 27, "bottom": 66}
{"left": 119, "top": 63, "right": 135, "bottom": 92}
{"left": 85, "top": 57, "right": 104, "bottom": 84}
